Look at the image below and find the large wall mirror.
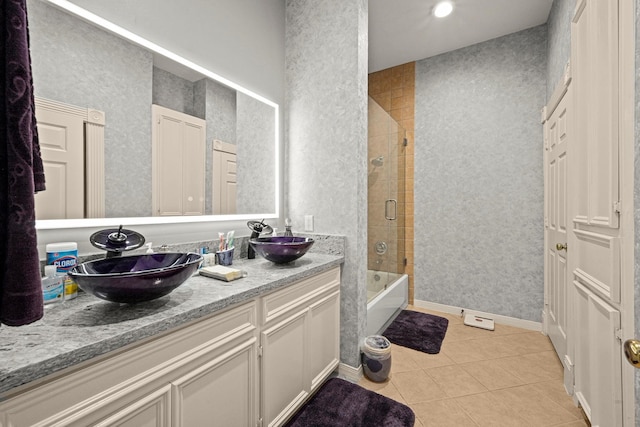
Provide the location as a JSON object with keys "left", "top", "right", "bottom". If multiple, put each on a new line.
{"left": 30, "top": 0, "right": 279, "bottom": 229}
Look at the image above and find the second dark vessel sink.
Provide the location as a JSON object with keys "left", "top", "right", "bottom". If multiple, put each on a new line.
{"left": 249, "top": 236, "right": 314, "bottom": 264}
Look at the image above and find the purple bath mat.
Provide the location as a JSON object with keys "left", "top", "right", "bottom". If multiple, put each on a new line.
{"left": 284, "top": 378, "right": 414, "bottom": 427}
{"left": 382, "top": 310, "right": 449, "bottom": 354}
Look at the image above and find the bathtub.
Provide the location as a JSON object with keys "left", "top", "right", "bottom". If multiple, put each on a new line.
{"left": 366, "top": 271, "right": 408, "bottom": 336}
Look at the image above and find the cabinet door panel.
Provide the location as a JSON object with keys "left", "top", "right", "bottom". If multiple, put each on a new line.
{"left": 172, "top": 338, "right": 257, "bottom": 427}
{"left": 308, "top": 290, "right": 340, "bottom": 390}
{"left": 261, "top": 310, "right": 308, "bottom": 427}
{"left": 94, "top": 385, "right": 171, "bottom": 427}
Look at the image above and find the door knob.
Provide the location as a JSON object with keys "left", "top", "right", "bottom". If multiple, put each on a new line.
{"left": 624, "top": 339, "right": 640, "bottom": 367}
{"left": 556, "top": 243, "right": 567, "bottom": 251}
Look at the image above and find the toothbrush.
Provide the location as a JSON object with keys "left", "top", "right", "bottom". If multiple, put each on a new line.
{"left": 218, "top": 232, "right": 225, "bottom": 252}
{"left": 226, "top": 230, "right": 235, "bottom": 249}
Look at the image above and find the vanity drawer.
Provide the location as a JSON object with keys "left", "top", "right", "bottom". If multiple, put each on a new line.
{"left": 261, "top": 267, "right": 340, "bottom": 325}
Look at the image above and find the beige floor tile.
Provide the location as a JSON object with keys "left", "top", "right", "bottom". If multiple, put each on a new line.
{"left": 425, "top": 364, "right": 488, "bottom": 398}
{"left": 391, "top": 369, "right": 446, "bottom": 404}
{"left": 491, "top": 331, "right": 555, "bottom": 355}
{"left": 459, "top": 358, "right": 527, "bottom": 390}
{"left": 530, "top": 379, "right": 583, "bottom": 419}
{"left": 356, "top": 309, "right": 577, "bottom": 426}
{"left": 408, "top": 346, "right": 456, "bottom": 369}
{"left": 454, "top": 392, "right": 530, "bottom": 426}
{"left": 554, "top": 420, "right": 590, "bottom": 427}
{"left": 442, "top": 323, "right": 497, "bottom": 343}
{"left": 410, "top": 399, "right": 479, "bottom": 426}
{"left": 490, "top": 384, "right": 579, "bottom": 425}
{"left": 390, "top": 344, "right": 420, "bottom": 373}
{"left": 496, "top": 351, "right": 564, "bottom": 384}
{"left": 441, "top": 335, "right": 520, "bottom": 364}
{"left": 358, "top": 376, "right": 407, "bottom": 404}
{"left": 413, "top": 417, "right": 426, "bottom": 427}
{"left": 491, "top": 323, "right": 531, "bottom": 336}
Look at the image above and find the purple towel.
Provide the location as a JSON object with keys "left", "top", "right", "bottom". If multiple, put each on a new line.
{"left": 0, "top": 0, "right": 46, "bottom": 326}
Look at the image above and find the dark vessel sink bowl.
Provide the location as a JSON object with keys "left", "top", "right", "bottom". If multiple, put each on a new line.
{"left": 68, "top": 253, "right": 202, "bottom": 303}
{"left": 249, "top": 236, "right": 314, "bottom": 264}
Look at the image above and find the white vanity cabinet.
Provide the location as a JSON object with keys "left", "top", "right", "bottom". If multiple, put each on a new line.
{"left": 0, "top": 265, "right": 341, "bottom": 427}
{"left": 260, "top": 267, "right": 341, "bottom": 427}
{"left": 0, "top": 301, "right": 259, "bottom": 427}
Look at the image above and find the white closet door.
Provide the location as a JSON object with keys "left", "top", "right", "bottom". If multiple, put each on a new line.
{"left": 152, "top": 105, "right": 205, "bottom": 216}
{"left": 544, "top": 85, "right": 570, "bottom": 372}
{"left": 212, "top": 140, "right": 237, "bottom": 215}
{"left": 34, "top": 105, "right": 84, "bottom": 220}
{"left": 569, "top": 0, "right": 625, "bottom": 425}
{"left": 182, "top": 121, "right": 206, "bottom": 216}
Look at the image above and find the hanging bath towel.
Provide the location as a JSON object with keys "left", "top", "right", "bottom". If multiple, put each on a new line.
{"left": 0, "top": 0, "right": 46, "bottom": 326}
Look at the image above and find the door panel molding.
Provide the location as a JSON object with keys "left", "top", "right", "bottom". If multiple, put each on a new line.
{"left": 34, "top": 97, "right": 105, "bottom": 218}
{"left": 573, "top": 230, "right": 620, "bottom": 303}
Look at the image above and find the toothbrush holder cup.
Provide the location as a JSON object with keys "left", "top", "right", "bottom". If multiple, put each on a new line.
{"left": 215, "top": 247, "right": 234, "bottom": 266}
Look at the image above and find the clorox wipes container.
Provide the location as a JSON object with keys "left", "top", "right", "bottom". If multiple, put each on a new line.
{"left": 362, "top": 335, "right": 392, "bottom": 382}
{"left": 46, "top": 242, "right": 78, "bottom": 300}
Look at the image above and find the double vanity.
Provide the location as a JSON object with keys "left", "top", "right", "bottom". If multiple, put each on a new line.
{"left": 0, "top": 251, "right": 343, "bottom": 427}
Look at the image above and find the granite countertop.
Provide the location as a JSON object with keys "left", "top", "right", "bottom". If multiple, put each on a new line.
{"left": 0, "top": 253, "right": 343, "bottom": 397}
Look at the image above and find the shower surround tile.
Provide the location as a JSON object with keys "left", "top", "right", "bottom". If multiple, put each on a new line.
{"left": 369, "top": 62, "right": 416, "bottom": 301}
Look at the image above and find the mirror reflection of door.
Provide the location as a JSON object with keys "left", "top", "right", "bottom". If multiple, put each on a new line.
{"left": 34, "top": 103, "right": 84, "bottom": 220}
{"left": 213, "top": 140, "right": 237, "bottom": 215}
{"left": 152, "top": 104, "right": 206, "bottom": 216}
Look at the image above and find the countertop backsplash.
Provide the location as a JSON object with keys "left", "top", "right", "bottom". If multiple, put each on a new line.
{"left": 40, "top": 233, "right": 346, "bottom": 272}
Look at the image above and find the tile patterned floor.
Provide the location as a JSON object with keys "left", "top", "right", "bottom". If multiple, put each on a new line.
{"left": 358, "top": 306, "right": 590, "bottom": 426}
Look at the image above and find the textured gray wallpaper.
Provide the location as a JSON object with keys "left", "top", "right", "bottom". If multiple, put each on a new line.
{"left": 236, "top": 93, "right": 276, "bottom": 214}
{"left": 414, "top": 25, "right": 547, "bottom": 322}
{"left": 204, "top": 79, "right": 237, "bottom": 145}
{"left": 152, "top": 67, "right": 196, "bottom": 117}
{"left": 546, "top": 0, "right": 576, "bottom": 101}
{"left": 29, "top": 0, "right": 153, "bottom": 218}
{"left": 285, "top": 0, "right": 368, "bottom": 368}
{"left": 194, "top": 78, "right": 237, "bottom": 215}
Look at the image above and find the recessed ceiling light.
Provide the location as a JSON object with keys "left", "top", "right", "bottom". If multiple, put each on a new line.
{"left": 433, "top": 1, "right": 454, "bottom": 18}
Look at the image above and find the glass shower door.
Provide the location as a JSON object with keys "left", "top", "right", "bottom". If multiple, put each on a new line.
{"left": 367, "top": 97, "right": 406, "bottom": 301}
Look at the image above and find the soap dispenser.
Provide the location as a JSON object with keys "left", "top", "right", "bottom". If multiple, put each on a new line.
{"left": 284, "top": 218, "right": 293, "bottom": 237}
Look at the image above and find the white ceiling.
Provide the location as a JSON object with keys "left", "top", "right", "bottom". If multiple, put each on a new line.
{"left": 369, "top": 0, "right": 554, "bottom": 72}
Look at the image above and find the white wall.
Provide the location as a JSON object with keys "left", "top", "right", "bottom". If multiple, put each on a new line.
{"left": 65, "top": 0, "right": 285, "bottom": 105}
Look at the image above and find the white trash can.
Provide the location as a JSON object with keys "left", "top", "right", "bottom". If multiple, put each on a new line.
{"left": 361, "top": 335, "right": 392, "bottom": 382}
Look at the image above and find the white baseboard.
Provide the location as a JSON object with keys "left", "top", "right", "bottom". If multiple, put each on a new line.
{"left": 337, "top": 362, "right": 362, "bottom": 383}
{"left": 413, "top": 299, "right": 542, "bottom": 332}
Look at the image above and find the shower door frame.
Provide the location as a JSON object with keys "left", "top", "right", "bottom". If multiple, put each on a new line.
{"left": 367, "top": 97, "right": 407, "bottom": 297}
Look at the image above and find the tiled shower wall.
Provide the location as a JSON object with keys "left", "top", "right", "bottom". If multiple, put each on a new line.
{"left": 368, "top": 63, "right": 415, "bottom": 302}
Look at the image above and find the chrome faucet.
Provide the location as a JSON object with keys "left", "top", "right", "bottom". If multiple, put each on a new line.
{"left": 247, "top": 220, "right": 273, "bottom": 259}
